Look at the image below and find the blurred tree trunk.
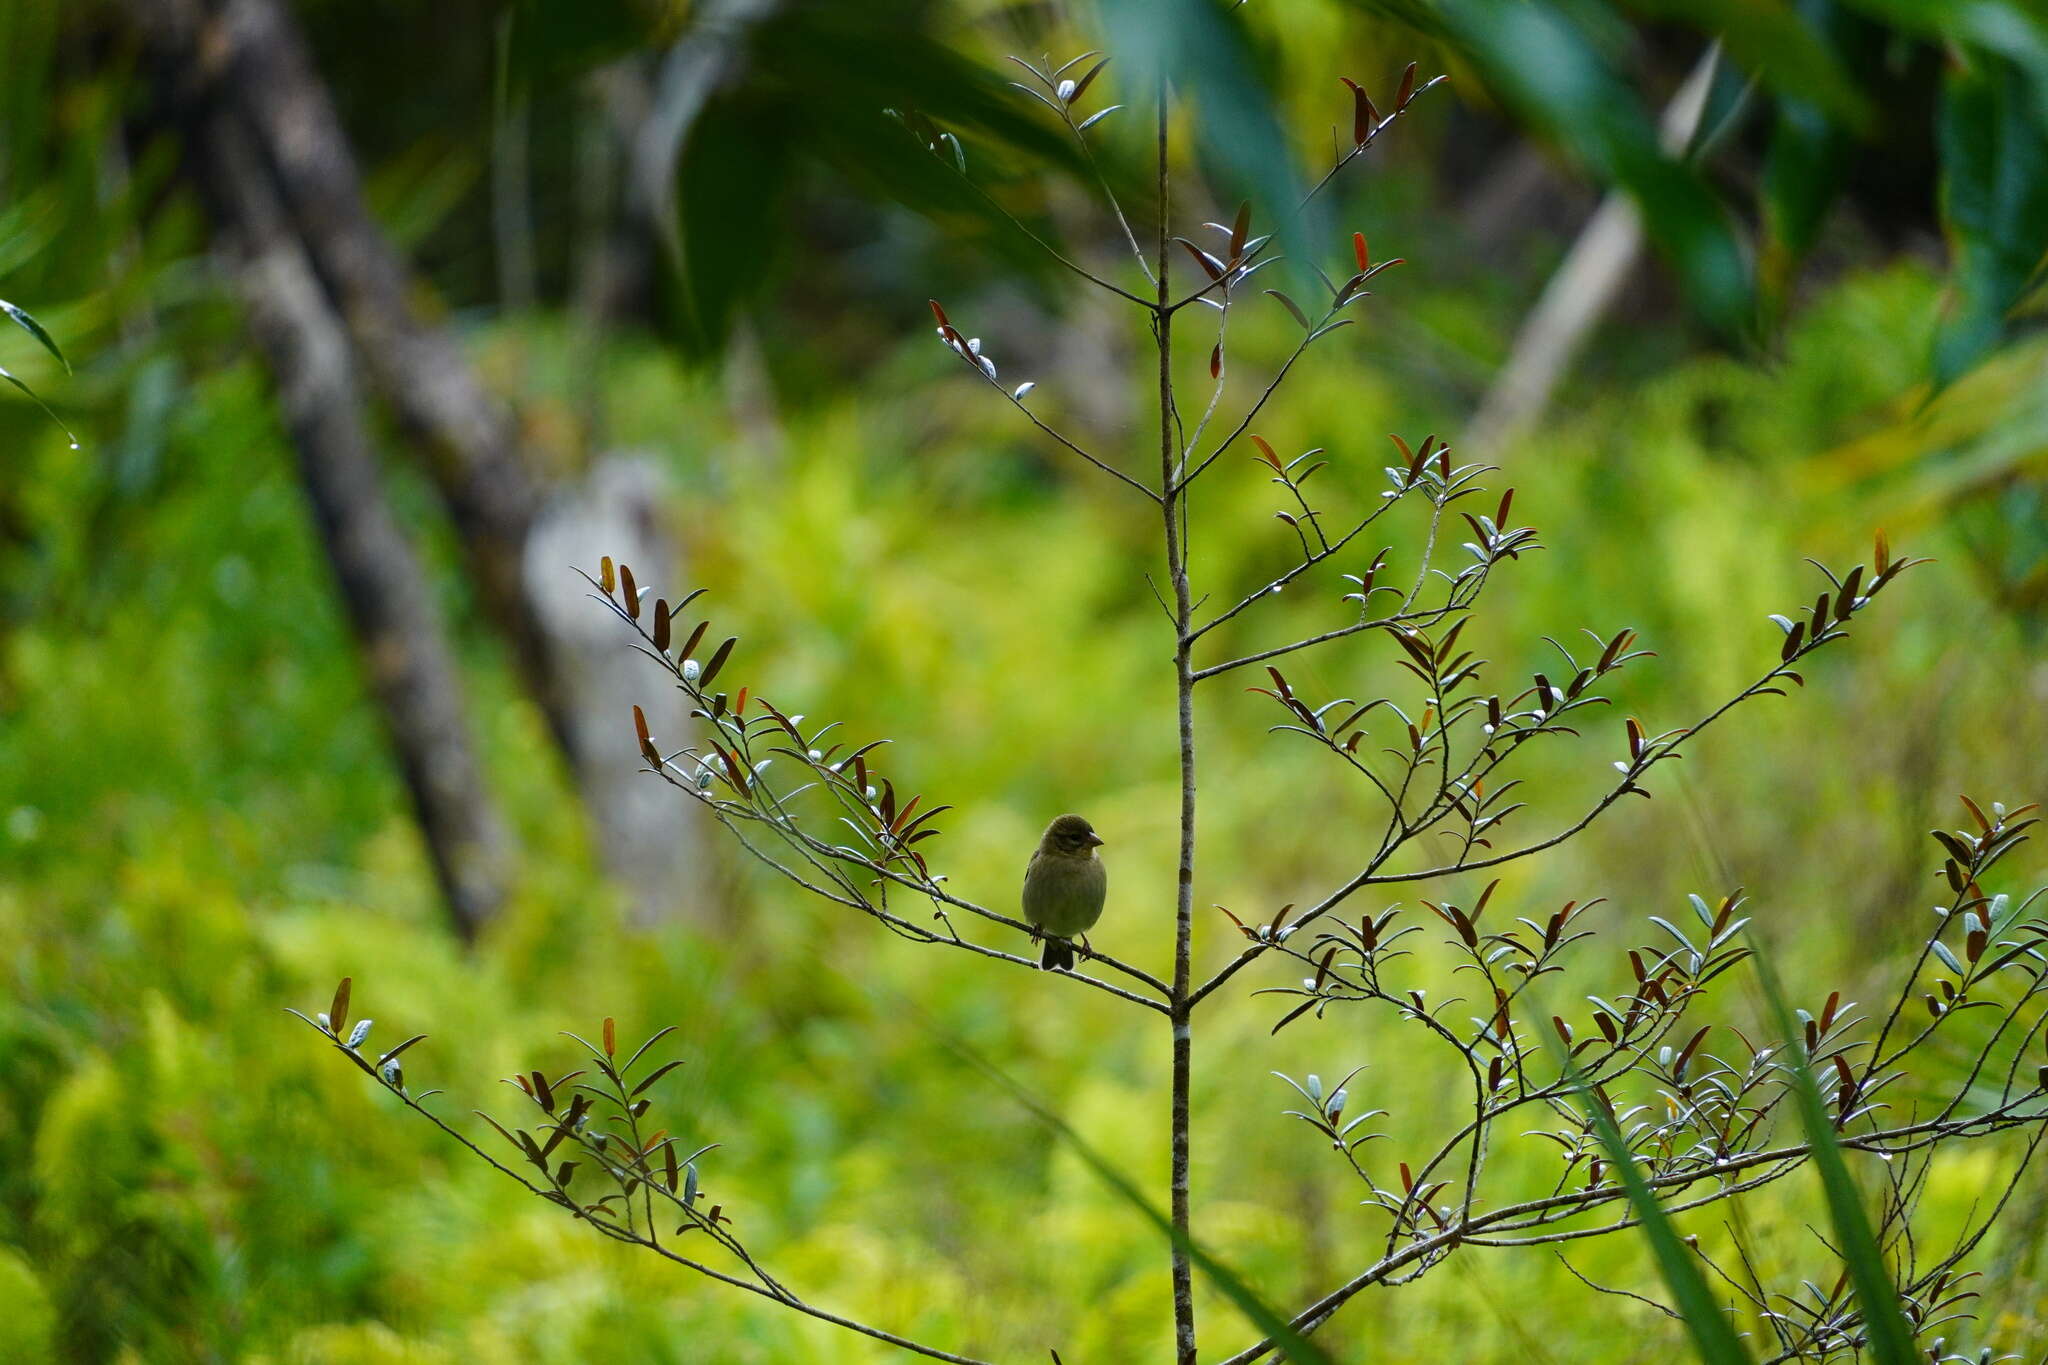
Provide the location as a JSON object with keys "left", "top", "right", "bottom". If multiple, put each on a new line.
{"left": 200, "top": 0, "right": 572, "bottom": 758}
{"left": 522, "top": 456, "right": 697, "bottom": 922}
{"left": 131, "top": 0, "right": 713, "bottom": 924}
{"left": 166, "top": 79, "right": 509, "bottom": 937}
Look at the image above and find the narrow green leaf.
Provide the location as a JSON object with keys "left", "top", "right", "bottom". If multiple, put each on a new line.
{"left": 1546, "top": 985, "right": 1754, "bottom": 1365}
{"left": 1750, "top": 944, "right": 1919, "bottom": 1363}
{"left": 935, "top": 1024, "right": 1335, "bottom": 1363}
{"left": 0, "top": 364, "right": 80, "bottom": 447}
{"left": 0, "top": 299, "right": 67, "bottom": 371}
{"left": 631, "top": 1058, "right": 686, "bottom": 1097}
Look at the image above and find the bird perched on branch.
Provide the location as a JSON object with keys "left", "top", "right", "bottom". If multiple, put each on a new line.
{"left": 1023, "top": 814, "right": 1106, "bottom": 971}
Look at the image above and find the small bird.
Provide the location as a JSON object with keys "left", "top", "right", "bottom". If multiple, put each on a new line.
{"left": 1022, "top": 814, "right": 1106, "bottom": 971}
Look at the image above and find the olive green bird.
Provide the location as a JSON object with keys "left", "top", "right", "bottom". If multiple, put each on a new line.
{"left": 1022, "top": 814, "right": 1106, "bottom": 971}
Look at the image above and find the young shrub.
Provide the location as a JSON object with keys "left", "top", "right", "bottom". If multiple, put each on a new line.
{"left": 301, "top": 32, "right": 2047, "bottom": 1365}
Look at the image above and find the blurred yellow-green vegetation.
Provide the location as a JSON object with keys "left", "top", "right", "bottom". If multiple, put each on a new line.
{"left": 5, "top": 0, "right": 2048, "bottom": 1361}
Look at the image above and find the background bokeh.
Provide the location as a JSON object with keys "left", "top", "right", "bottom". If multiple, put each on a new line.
{"left": 4, "top": 0, "right": 2047, "bottom": 1361}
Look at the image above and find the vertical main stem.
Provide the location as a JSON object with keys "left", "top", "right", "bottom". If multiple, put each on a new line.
{"left": 1157, "top": 89, "right": 1199, "bottom": 1365}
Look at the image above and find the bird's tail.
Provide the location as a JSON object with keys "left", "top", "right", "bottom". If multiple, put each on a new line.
{"left": 1040, "top": 936, "right": 1075, "bottom": 972}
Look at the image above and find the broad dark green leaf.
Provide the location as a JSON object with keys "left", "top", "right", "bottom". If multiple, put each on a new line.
{"left": 1759, "top": 2, "right": 1878, "bottom": 326}
{"left": 1100, "top": 0, "right": 1322, "bottom": 293}
{"left": 673, "top": 93, "right": 797, "bottom": 356}
{"left": 1836, "top": 0, "right": 2048, "bottom": 124}
{"left": 498, "top": 0, "right": 663, "bottom": 90}
{"left": 1760, "top": 90, "right": 1850, "bottom": 322}
{"left": 1344, "top": 0, "right": 1755, "bottom": 340}
{"left": 1623, "top": 0, "right": 1870, "bottom": 126}
{"left": 667, "top": 1, "right": 1088, "bottom": 355}
{"left": 1932, "top": 52, "right": 2048, "bottom": 387}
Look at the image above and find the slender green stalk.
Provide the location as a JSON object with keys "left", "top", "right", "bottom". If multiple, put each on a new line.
{"left": 1156, "top": 79, "right": 1200, "bottom": 1365}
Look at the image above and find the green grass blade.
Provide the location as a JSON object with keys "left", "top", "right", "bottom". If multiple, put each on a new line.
{"left": 1047, "top": 1115, "right": 1336, "bottom": 1365}
{"left": 939, "top": 1031, "right": 1335, "bottom": 1364}
{"left": 0, "top": 298, "right": 68, "bottom": 372}
{"left": 1750, "top": 948, "right": 1919, "bottom": 1364}
{"left": 837, "top": 967, "right": 1335, "bottom": 1361}
{"left": 0, "top": 364, "right": 79, "bottom": 447}
{"left": 1547, "top": 992, "right": 1755, "bottom": 1364}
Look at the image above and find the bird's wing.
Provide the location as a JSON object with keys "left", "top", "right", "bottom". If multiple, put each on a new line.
{"left": 1021, "top": 849, "right": 1046, "bottom": 909}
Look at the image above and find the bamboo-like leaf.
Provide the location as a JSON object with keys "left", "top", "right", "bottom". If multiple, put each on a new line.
{"left": 1344, "top": 0, "right": 1750, "bottom": 338}
{"left": 1932, "top": 53, "right": 2048, "bottom": 387}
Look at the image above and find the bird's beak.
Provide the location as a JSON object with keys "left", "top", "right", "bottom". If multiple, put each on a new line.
{"left": 1087, "top": 833, "right": 1105, "bottom": 847}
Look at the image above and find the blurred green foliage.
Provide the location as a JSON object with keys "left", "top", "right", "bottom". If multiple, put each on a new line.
{"left": 3, "top": 0, "right": 2048, "bottom": 1360}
